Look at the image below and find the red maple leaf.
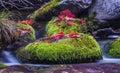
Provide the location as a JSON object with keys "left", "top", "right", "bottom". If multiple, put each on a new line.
{"left": 80, "top": 19, "right": 85, "bottom": 26}
{"left": 67, "top": 20, "right": 73, "bottom": 25}
{"left": 68, "top": 32, "right": 79, "bottom": 38}
{"left": 18, "top": 20, "right": 33, "bottom": 25}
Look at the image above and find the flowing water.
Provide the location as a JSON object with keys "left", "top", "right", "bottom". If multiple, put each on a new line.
{"left": 97, "top": 39, "right": 120, "bottom": 63}
{"left": 1, "top": 51, "right": 21, "bottom": 66}
{"left": 1, "top": 51, "right": 50, "bottom": 66}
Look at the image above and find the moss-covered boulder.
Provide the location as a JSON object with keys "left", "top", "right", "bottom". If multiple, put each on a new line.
{"left": 46, "top": 18, "right": 85, "bottom": 35}
{"left": 15, "top": 33, "right": 102, "bottom": 64}
{"left": 29, "top": 0, "right": 62, "bottom": 20}
{"left": 0, "top": 19, "right": 36, "bottom": 50}
{"left": 108, "top": 38, "right": 120, "bottom": 58}
{"left": 17, "top": 23, "right": 36, "bottom": 41}
{"left": 0, "top": 19, "right": 35, "bottom": 44}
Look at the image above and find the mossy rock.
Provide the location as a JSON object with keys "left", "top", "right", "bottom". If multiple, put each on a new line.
{"left": 46, "top": 18, "right": 85, "bottom": 35}
{"left": 16, "top": 33, "right": 102, "bottom": 64}
{"left": 17, "top": 23, "right": 36, "bottom": 41}
{"left": 29, "top": 0, "right": 62, "bottom": 20}
{"left": 108, "top": 38, "right": 120, "bottom": 58}
{"left": 0, "top": 62, "right": 7, "bottom": 69}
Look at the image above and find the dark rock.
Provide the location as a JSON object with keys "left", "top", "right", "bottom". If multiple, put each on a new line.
{"left": 34, "top": 0, "right": 120, "bottom": 24}
{"left": 89, "top": 0, "right": 120, "bottom": 22}
{"left": 58, "top": 0, "right": 120, "bottom": 23}
{"left": 0, "top": 65, "right": 34, "bottom": 73}
{"left": 46, "top": 63, "right": 120, "bottom": 73}
{"left": 57, "top": 0, "right": 93, "bottom": 15}
{"left": 1, "top": 63, "right": 120, "bottom": 73}
{"left": 34, "top": 0, "right": 93, "bottom": 21}
{"left": 93, "top": 28, "right": 120, "bottom": 38}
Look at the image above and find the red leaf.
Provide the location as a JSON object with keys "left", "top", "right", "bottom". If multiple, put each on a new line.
{"left": 35, "top": 40, "right": 40, "bottom": 42}
{"left": 80, "top": 19, "right": 85, "bottom": 25}
{"left": 68, "top": 32, "right": 79, "bottom": 38}
{"left": 67, "top": 13, "right": 75, "bottom": 18}
{"left": 57, "top": 23, "right": 61, "bottom": 27}
{"left": 67, "top": 20, "right": 73, "bottom": 25}
{"left": 58, "top": 15, "right": 65, "bottom": 20}
{"left": 17, "top": 20, "right": 33, "bottom": 25}
{"left": 59, "top": 9, "right": 75, "bottom": 18}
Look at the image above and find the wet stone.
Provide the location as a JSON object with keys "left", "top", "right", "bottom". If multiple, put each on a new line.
{"left": 1, "top": 63, "right": 120, "bottom": 73}
{"left": 0, "top": 65, "right": 35, "bottom": 73}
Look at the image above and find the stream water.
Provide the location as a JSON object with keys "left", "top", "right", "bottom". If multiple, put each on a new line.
{"left": 97, "top": 39, "right": 120, "bottom": 63}
{"left": 1, "top": 38, "right": 120, "bottom": 66}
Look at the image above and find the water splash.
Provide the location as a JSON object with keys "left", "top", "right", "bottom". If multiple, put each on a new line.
{"left": 1, "top": 51, "right": 20, "bottom": 64}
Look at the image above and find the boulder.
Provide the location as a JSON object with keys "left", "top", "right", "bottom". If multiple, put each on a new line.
{"left": 46, "top": 18, "right": 83, "bottom": 35}
{"left": 15, "top": 33, "right": 102, "bottom": 64}
{"left": 29, "top": 0, "right": 62, "bottom": 21}
{"left": 89, "top": 0, "right": 120, "bottom": 22}
{"left": 5, "top": 22, "right": 36, "bottom": 51}
{"left": 45, "top": 63, "right": 120, "bottom": 73}
{"left": 58, "top": 0, "right": 92, "bottom": 15}
{"left": 30, "top": 0, "right": 120, "bottom": 27}
{"left": 0, "top": 19, "right": 36, "bottom": 50}
{"left": 0, "top": 65, "right": 34, "bottom": 73}
{"left": 107, "top": 37, "right": 120, "bottom": 57}
{"left": 1, "top": 63, "right": 120, "bottom": 73}
{"left": 29, "top": 0, "right": 93, "bottom": 21}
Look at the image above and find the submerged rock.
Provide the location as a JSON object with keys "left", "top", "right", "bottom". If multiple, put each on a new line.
{"left": 15, "top": 33, "right": 102, "bottom": 64}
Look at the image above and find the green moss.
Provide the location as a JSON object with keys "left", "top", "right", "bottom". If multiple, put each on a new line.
{"left": 29, "top": 0, "right": 62, "bottom": 19}
{"left": 46, "top": 18, "right": 85, "bottom": 35}
{"left": 16, "top": 34, "right": 102, "bottom": 64}
{"left": 0, "top": 62, "right": 7, "bottom": 69}
{"left": 17, "top": 23, "right": 36, "bottom": 41}
{"left": 108, "top": 38, "right": 120, "bottom": 57}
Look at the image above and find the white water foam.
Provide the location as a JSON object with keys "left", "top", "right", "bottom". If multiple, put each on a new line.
{"left": 2, "top": 51, "right": 20, "bottom": 64}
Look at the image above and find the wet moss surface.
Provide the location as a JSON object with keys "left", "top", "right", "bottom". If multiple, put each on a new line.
{"left": 16, "top": 34, "right": 102, "bottom": 64}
